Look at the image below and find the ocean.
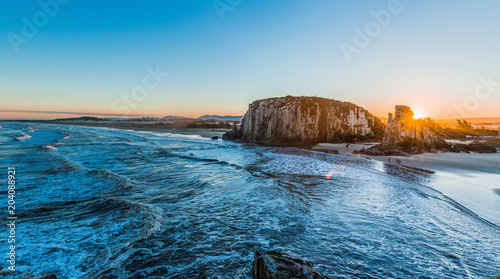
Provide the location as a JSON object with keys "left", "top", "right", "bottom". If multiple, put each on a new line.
{"left": 0, "top": 123, "right": 499, "bottom": 278}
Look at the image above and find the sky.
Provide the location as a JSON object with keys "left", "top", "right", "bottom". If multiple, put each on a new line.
{"left": 1, "top": 0, "right": 500, "bottom": 119}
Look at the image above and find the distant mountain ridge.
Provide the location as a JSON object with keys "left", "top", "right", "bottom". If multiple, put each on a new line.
{"left": 53, "top": 115, "right": 244, "bottom": 122}
{"left": 161, "top": 115, "right": 191, "bottom": 120}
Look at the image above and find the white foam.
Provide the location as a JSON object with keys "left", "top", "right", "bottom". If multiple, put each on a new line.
{"left": 431, "top": 171, "right": 500, "bottom": 226}
{"left": 43, "top": 145, "right": 58, "bottom": 150}
{"left": 15, "top": 133, "right": 32, "bottom": 141}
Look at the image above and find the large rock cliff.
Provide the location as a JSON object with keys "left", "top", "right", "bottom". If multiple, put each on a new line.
{"left": 223, "top": 96, "right": 384, "bottom": 145}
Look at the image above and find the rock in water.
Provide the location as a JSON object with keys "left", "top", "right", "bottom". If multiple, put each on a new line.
{"left": 253, "top": 247, "right": 332, "bottom": 279}
{"left": 223, "top": 96, "right": 384, "bottom": 145}
{"left": 223, "top": 124, "right": 242, "bottom": 140}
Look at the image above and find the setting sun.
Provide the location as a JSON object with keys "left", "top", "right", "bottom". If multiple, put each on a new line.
{"left": 412, "top": 110, "right": 426, "bottom": 119}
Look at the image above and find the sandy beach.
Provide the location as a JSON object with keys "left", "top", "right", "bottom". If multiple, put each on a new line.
{"left": 311, "top": 142, "right": 500, "bottom": 174}
{"left": 311, "top": 142, "right": 500, "bottom": 226}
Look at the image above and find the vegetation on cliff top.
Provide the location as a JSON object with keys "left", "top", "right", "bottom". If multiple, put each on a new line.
{"left": 424, "top": 118, "right": 498, "bottom": 139}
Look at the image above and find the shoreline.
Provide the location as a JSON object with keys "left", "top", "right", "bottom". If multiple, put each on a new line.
{"left": 3, "top": 120, "right": 229, "bottom": 139}
{"left": 309, "top": 142, "right": 500, "bottom": 227}
{"left": 308, "top": 142, "right": 500, "bottom": 174}
{"left": 118, "top": 127, "right": 227, "bottom": 139}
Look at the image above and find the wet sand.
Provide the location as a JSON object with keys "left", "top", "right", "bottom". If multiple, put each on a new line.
{"left": 311, "top": 142, "right": 500, "bottom": 226}
{"left": 311, "top": 142, "right": 500, "bottom": 174}
{"left": 367, "top": 152, "right": 500, "bottom": 174}
{"left": 311, "top": 142, "right": 379, "bottom": 155}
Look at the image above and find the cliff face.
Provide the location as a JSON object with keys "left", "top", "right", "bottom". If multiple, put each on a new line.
{"left": 224, "top": 96, "right": 384, "bottom": 145}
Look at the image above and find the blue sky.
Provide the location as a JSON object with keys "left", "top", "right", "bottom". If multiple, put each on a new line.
{"left": 1, "top": 0, "right": 500, "bottom": 119}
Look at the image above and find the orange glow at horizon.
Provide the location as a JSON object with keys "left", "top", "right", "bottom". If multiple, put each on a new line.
{"left": 0, "top": 108, "right": 247, "bottom": 120}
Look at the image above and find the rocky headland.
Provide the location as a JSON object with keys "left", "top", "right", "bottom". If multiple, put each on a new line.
{"left": 358, "top": 105, "right": 448, "bottom": 155}
{"left": 223, "top": 96, "right": 384, "bottom": 145}
{"left": 357, "top": 105, "right": 496, "bottom": 155}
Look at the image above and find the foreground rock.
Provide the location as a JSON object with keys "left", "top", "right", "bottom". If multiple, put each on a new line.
{"left": 224, "top": 96, "right": 384, "bottom": 145}
{"left": 253, "top": 247, "right": 332, "bottom": 279}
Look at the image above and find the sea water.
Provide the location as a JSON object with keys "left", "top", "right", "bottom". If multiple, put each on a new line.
{"left": 0, "top": 123, "right": 499, "bottom": 278}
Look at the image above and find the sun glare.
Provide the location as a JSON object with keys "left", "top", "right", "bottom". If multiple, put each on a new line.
{"left": 412, "top": 110, "right": 426, "bottom": 119}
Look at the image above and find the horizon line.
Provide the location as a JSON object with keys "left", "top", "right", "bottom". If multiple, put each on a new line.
{"left": 1, "top": 109, "right": 500, "bottom": 121}
{"left": 0, "top": 109, "right": 244, "bottom": 119}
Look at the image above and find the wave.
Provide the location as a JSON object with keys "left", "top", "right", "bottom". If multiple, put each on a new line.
{"left": 11, "top": 195, "right": 165, "bottom": 279}
{"left": 41, "top": 147, "right": 84, "bottom": 172}
{"left": 87, "top": 169, "right": 135, "bottom": 193}
{"left": 42, "top": 144, "right": 58, "bottom": 150}
{"left": 77, "top": 198, "right": 165, "bottom": 278}
{"left": 14, "top": 132, "right": 32, "bottom": 141}
{"left": 107, "top": 198, "right": 165, "bottom": 240}
{"left": 155, "top": 147, "right": 248, "bottom": 171}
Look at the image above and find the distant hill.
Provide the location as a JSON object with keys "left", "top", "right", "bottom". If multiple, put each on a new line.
{"left": 162, "top": 115, "right": 192, "bottom": 120}
{"left": 103, "top": 117, "right": 161, "bottom": 121}
{"left": 129, "top": 117, "right": 160, "bottom": 121}
{"left": 197, "top": 115, "right": 243, "bottom": 121}
{"left": 55, "top": 116, "right": 106, "bottom": 121}
{"left": 435, "top": 117, "right": 500, "bottom": 129}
